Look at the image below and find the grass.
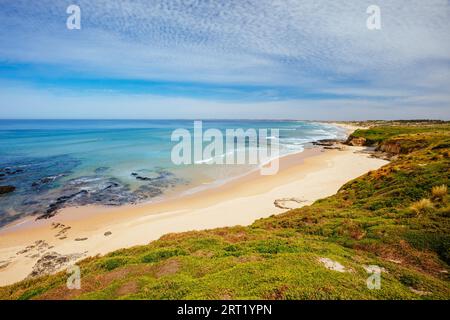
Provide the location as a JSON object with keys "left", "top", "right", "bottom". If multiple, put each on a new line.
{"left": 410, "top": 199, "right": 434, "bottom": 215}
{"left": 432, "top": 185, "right": 448, "bottom": 202}
{"left": 0, "top": 122, "right": 449, "bottom": 300}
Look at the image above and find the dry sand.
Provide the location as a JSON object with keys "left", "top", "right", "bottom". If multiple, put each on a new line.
{"left": 0, "top": 125, "right": 388, "bottom": 286}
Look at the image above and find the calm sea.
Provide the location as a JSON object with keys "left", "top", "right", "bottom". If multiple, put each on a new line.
{"left": 0, "top": 120, "right": 346, "bottom": 226}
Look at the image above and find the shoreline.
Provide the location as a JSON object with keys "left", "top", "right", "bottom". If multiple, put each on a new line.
{"left": 0, "top": 124, "right": 387, "bottom": 286}
{"left": 0, "top": 120, "right": 347, "bottom": 227}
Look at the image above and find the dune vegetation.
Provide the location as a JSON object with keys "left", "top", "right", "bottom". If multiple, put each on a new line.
{"left": 1, "top": 122, "right": 449, "bottom": 300}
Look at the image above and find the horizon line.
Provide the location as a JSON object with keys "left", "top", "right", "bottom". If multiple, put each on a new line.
{"left": 0, "top": 118, "right": 448, "bottom": 122}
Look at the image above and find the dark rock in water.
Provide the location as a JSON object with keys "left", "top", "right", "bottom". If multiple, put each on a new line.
{"left": 312, "top": 139, "right": 342, "bottom": 147}
{"left": 22, "top": 199, "right": 39, "bottom": 205}
{"left": 133, "top": 168, "right": 175, "bottom": 183}
{"left": 135, "top": 185, "right": 163, "bottom": 198}
{"left": 1, "top": 168, "right": 24, "bottom": 175}
{"left": 0, "top": 155, "right": 82, "bottom": 227}
{"left": 36, "top": 175, "right": 140, "bottom": 220}
{"left": 0, "top": 185, "right": 15, "bottom": 194}
{"left": 95, "top": 167, "right": 110, "bottom": 174}
{"left": 39, "top": 190, "right": 89, "bottom": 219}
{"left": 136, "top": 175, "right": 152, "bottom": 181}
{"left": 32, "top": 174, "right": 65, "bottom": 188}
{"left": 1, "top": 156, "right": 185, "bottom": 227}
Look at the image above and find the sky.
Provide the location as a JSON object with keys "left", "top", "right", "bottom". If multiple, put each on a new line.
{"left": 0, "top": 0, "right": 449, "bottom": 120}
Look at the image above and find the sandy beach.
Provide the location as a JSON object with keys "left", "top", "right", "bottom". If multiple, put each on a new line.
{"left": 0, "top": 125, "right": 388, "bottom": 286}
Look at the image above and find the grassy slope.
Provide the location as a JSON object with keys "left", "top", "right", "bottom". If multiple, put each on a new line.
{"left": 1, "top": 124, "right": 449, "bottom": 300}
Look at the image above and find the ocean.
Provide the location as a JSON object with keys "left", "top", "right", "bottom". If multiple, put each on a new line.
{"left": 0, "top": 120, "right": 346, "bottom": 226}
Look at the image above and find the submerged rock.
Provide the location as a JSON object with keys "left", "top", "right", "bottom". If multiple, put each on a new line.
{"left": 32, "top": 174, "right": 66, "bottom": 189}
{"left": 0, "top": 185, "right": 15, "bottom": 194}
{"left": 35, "top": 171, "right": 182, "bottom": 220}
{"left": 94, "top": 167, "right": 110, "bottom": 174}
{"left": 1, "top": 168, "right": 24, "bottom": 175}
{"left": 0, "top": 155, "right": 185, "bottom": 226}
{"left": 132, "top": 168, "right": 175, "bottom": 182}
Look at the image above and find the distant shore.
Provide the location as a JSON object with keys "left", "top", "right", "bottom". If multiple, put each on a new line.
{"left": 0, "top": 123, "right": 388, "bottom": 286}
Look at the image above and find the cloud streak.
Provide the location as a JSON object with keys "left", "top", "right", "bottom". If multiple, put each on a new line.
{"left": 0, "top": 0, "right": 449, "bottom": 119}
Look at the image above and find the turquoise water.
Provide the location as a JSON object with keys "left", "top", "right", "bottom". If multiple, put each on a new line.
{"left": 0, "top": 120, "right": 346, "bottom": 226}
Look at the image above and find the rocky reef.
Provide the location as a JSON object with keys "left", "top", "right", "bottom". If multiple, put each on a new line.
{"left": 0, "top": 155, "right": 185, "bottom": 226}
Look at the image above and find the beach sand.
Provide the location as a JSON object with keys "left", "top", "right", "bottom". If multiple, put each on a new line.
{"left": 0, "top": 125, "right": 387, "bottom": 286}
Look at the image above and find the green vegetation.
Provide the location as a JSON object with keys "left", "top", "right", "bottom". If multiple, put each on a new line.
{"left": 350, "top": 123, "right": 450, "bottom": 147}
{"left": 1, "top": 122, "right": 449, "bottom": 300}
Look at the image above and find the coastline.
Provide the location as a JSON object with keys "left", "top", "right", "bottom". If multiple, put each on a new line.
{"left": 0, "top": 124, "right": 388, "bottom": 286}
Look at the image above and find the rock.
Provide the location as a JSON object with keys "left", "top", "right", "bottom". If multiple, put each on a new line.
{"left": 28, "top": 251, "right": 85, "bottom": 278}
{"left": 323, "top": 146, "right": 345, "bottom": 150}
{"left": 318, "top": 257, "right": 347, "bottom": 272}
{"left": 0, "top": 261, "right": 11, "bottom": 270}
{"left": 346, "top": 136, "right": 366, "bottom": 146}
{"left": 1, "top": 168, "right": 24, "bottom": 175}
{"left": 312, "top": 139, "right": 341, "bottom": 146}
{"left": 94, "top": 167, "right": 110, "bottom": 174}
{"left": 74, "top": 237, "right": 88, "bottom": 241}
{"left": 133, "top": 169, "right": 175, "bottom": 182}
{"left": 135, "top": 175, "right": 152, "bottom": 181}
{"left": 55, "top": 226, "right": 71, "bottom": 239}
{"left": 274, "top": 197, "right": 305, "bottom": 209}
{"left": 378, "top": 141, "right": 401, "bottom": 154}
{"left": 2, "top": 160, "right": 183, "bottom": 226}
{"left": 0, "top": 185, "right": 15, "bottom": 194}
{"left": 38, "top": 190, "right": 89, "bottom": 219}
{"left": 104, "top": 231, "right": 112, "bottom": 236}
{"left": 31, "top": 174, "right": 65, "bottom": 188}
{"left": 51, "top": 222, "right": 64, "bottom": 229}
{"left": 135, "top": 185, "right": 163, "bottom": 198}
{"left": 16, "top": 240, "right": 50, "bottom": 255}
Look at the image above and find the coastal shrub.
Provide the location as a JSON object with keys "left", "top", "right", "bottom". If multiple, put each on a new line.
{"left": 98, "top": 257, "right": 129, "bottom": 271}
{"left": 254, "top": 239, "right": 299, "bottom": 254}
{"left": 336, "top": 219, "right": 366, "bottom": 240}
{"left": 223, "top": 244, "right": 244, "bottom": 257}
{"left": 404, "top": 231, "right": 450, "bottom": 264}
{"left": 141, "top": 248, "right": 186, "bottom": 263}
{"left": 410, "top": 198, "right": 433, "bottom": 215}
{"left": 431, "top": 185, "right": 448, "bottom": 202}
{"left": 18, "top": 287, "right": 47, "bottom": 300}
{"left": 399, "top": 273, "right": 422, "bottom": 288}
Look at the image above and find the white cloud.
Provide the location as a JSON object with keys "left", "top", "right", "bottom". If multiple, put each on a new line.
{"left": 0, "top": 0, "right": 449, "bottom": 118}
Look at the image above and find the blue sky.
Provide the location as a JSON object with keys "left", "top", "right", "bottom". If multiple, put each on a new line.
{"left": 0, "top": 0, "right": 449, "bottom": 119}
